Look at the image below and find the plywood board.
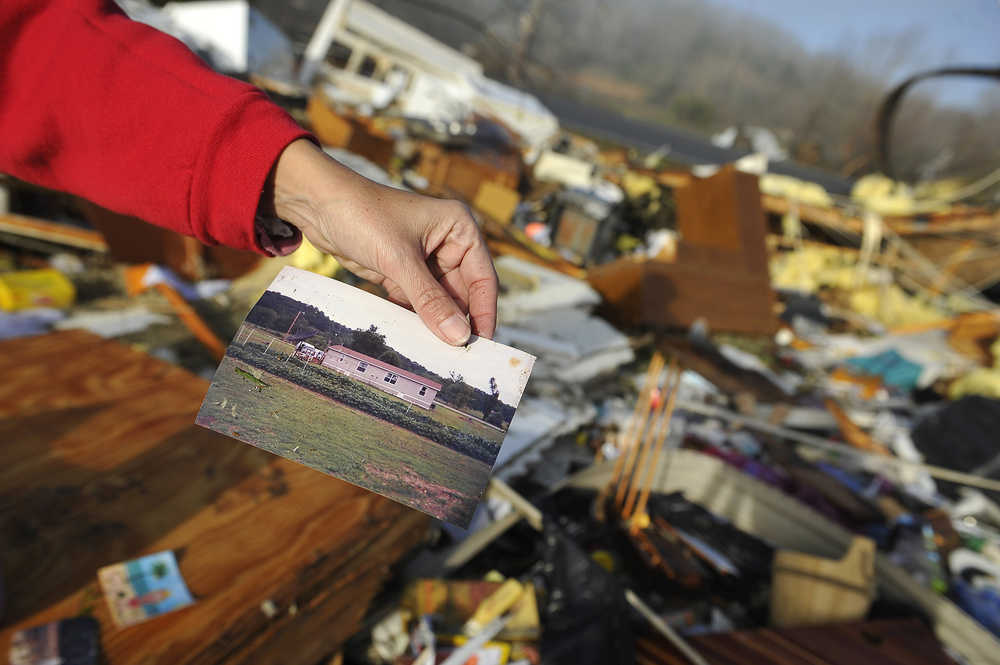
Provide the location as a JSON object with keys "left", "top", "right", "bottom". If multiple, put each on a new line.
{"left": 0, "top": 331, "right": 427, "bottom": 664}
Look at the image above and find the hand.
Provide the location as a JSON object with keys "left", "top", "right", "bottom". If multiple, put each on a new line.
{"left": 269, "top": 139, "right": 497, "bottom": 346}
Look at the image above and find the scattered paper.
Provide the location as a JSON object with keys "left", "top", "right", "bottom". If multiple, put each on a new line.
{"left": 98, "top": 550, "right": 194, "bottom": 628}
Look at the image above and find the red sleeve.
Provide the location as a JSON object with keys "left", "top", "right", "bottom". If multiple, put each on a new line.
{"left": 0, "top": 0, "right": 313, "bottom": 255}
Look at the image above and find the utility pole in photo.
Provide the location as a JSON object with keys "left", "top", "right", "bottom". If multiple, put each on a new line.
{"left": 284, "top": 311, "right": 304, "bottom": 341}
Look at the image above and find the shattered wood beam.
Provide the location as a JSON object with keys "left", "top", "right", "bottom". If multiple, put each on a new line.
{"left": 622, "top": 387, "right": 669, "bottom": 520}
{"left": 884, "top": 231, "right": 993, "bottom": 308}
{"left": 763, "top": 193, "right": 1000, "bottom": 236}
{"left": 676, "top": 399, "right": 1000, "bottom": 493}
{"left": 487, "top": 477, "right": 543, "bottom": 531}
{"left": 613, "top": 354, "right": 665, "bottom": 511}
{"left": 624, "top": 358, "right": 679, "bottom": 520}
{"left": 762, "top": 194, "right": 863, "bottom": 235}
{"left": 0, "top": 212, "right": 107, "bottom": 251}
{"left": 633, "top": 363, "right": 683, "bottom": 521}
{"left": 444, "top": 512, "right": 522, "bottom": 570}
{"left": 608, "top": 354, "right": 662, "bottom": 495}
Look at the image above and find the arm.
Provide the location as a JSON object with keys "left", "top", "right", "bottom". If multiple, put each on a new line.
{"left": 0, "top": 0, "right": 496, "bottom": 344}
{"left": 0, "top": 0, "right": 309, "bottom": 254}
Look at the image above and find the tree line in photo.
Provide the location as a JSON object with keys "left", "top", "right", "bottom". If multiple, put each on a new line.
{"left": 245, "top": 291, "right": 517, "bottom": 427}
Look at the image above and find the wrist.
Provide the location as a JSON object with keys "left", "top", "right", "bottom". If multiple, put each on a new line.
{"left": 271, "top": 139, "right": 361, "bottom": 236}
{"left": 271, "top": 139, "right": 324, "bottom": 233}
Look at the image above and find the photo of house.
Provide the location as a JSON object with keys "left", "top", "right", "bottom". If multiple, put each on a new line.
{"left": 321, "top": 345, "right": 442, "bottom": 409}
{"left": 196, "top": 267, "right": 534, "bottom": 526}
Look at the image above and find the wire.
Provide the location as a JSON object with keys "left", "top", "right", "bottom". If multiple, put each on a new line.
{"left": 876, "top": 65, "right": 1000, "bottom": 178}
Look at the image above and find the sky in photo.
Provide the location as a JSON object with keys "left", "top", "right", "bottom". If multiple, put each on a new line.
{"left": 264, "top": 267, "right": 533, "bottom": 404}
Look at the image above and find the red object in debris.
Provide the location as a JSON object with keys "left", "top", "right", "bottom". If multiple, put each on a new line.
{"left": 524, "top": 222, "right": 549, "bottom": 243}
{"left": 0, "top": 0, "right": 312, "bottom": 255}
{"left": 649, "top": 387, "right": 663, "bottom": 410}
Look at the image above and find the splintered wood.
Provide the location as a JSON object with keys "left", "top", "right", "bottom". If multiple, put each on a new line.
{"left": 0, "top": 331, "right": 428, "bottom": 665}
{"left": 599, "top": 353, "right": 682, "bottom": 524}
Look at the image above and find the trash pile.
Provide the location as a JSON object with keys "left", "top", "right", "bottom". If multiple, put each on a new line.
{"left": 3, "top": 2, "right": 1000, "bottom": 665}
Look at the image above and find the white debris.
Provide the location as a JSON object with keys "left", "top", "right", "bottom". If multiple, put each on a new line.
{"left": 260, "top": 599, "right": 278, "bottom": 619}
{"left": 54, "top": 306, "right": 169, "bottom": 338}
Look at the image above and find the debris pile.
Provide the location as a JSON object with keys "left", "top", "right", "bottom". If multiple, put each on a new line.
{"left": 4, "top": 2, "right": 1000, "bottom": 665}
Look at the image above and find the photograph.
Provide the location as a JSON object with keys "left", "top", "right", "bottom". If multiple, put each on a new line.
{"left": 196, "top": 267, "right": 534, "bottom": 526}
{"left": 97, "top": 550, "right": 194, "bottom": 628}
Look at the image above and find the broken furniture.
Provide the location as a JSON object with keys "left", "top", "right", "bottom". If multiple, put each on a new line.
{"left": 589, "top": 165, "right": 778, "bottom": 335}
{"left": 0, "top": 330, "right": 428, "bottom": 664}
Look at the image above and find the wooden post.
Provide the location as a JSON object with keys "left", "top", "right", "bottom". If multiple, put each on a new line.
{"left": 633, "top": 364, "right": 683, "bottom": 522}
{"left": 285, "top": 311, "right": 304, "bottom": 341}
{"left": 615, "top": 354, "right": 665, "bottom": 510}
{"left": 624, "top": 358, "right": 679, "bottom": 520}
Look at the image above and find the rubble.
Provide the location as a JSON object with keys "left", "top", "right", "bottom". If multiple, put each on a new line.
{"left": 5, "top": 4, "right": 1000, "bottom": 665}
{"left": 120, "top": 0, "right": 295, "bottom": 78}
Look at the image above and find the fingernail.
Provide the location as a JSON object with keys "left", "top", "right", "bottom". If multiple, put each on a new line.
{"left": 440, "top": 313, "right": 471, "bottom": 345}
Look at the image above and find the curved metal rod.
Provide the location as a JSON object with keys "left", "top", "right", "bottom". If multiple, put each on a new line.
{"left": 876, "top": 65, "right": 1000, "bottom": 177}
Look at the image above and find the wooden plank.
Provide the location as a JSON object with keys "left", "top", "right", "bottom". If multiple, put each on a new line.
{"left": 0, "top": 330, "right": 193, "bottom": 419}
{"left": 0, "top": 331, "right": 428, "bottom": 664}
{"left": 638, "top": 619, "right": 956, "bottom": 665}
{"left": 762, "top": 193, "right": 862, "bottom": 235}
{"left": 0, "top": 212, "right": 108, "bottom": 251}
{"left": 762, "top": 192, "right": 1000, "bottom": 237}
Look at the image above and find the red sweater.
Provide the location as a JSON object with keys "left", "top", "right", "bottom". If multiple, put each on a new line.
{"left": 0, "top": 0, "right": 312, "bottom": 255}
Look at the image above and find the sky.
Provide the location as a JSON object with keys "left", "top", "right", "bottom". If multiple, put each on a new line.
{"left": 709, "top": 0, "right": 1000, "bottom": 107}
{"left": 264, "top": 267, "right": 533, "bottom": 405}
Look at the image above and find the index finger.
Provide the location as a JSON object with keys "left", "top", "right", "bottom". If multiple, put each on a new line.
{"left": 460, "top": 240, "right": 498, "bottom": 339}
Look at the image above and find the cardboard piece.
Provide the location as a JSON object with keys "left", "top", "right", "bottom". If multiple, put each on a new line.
{"left": 196, "top": 267, "right": 534, "bottom": 526}
{"left": 402, "top": 579, "right": 540, "bottom": 641}
{"left": 473, "top": 181, "right": 520, "bottom": 225}
{"left": 589, "top": 166, "right": 778, "bottom": 334}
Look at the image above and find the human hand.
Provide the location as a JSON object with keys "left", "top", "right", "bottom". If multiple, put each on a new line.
{"left": 269, "top": 139, "right": 497, "bottom": 346}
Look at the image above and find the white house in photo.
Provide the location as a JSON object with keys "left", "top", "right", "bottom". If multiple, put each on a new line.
{"left": 321, "top": 345, "right": 442, "bottom": 409}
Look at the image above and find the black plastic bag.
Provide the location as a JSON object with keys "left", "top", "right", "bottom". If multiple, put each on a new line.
{"left": 534, "top": 522, "right": 634, "bottom": 665}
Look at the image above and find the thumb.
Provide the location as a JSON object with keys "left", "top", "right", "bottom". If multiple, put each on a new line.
{"left": 397, "top": 258, "right": 471, "bottom": 346}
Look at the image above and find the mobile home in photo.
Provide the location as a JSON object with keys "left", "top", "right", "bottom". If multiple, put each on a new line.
{"left": 321, "top": 345, "right": 442, "bottom": 408}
